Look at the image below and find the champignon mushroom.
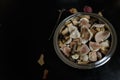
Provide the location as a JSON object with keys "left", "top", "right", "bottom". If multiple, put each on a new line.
{"left": 60, "top": 45, "right": 71, "bottom": 57}
{"left": 97, "top": 52, "right": 102, "bottom": 60}
{"left": 70, "top": 29, "right": 80, "bottom": 39}
{"left": 71, "top": 54, "right": 79, "bottom": 60}
{"left": 95, "top": 31, "right": 110, "bottom": 43}
{"left": 81, "top": 26, "right": 93, "bottom": 44}
{"left": 88, "top": 51, "right": 97, "bottom": 62}
{"left": 79, "top": 18, "right": 89, "bottom": 26}
{"left": 79, "top": 44, "right": 90, "bottom": 54}
{"left": 89, "top": 41, "right": 101, "bottom": 51}
{"left": 100, "top": 40, "right": 110, "bottom": 48}
{"left": 92, "top": 24, "right": 105, "bottom": 28}
{"left": 80, "top": 54, "right": 89, "bottom": 62}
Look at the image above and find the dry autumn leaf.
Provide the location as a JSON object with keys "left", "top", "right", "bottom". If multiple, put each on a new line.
{"left": 69, "top": 8, "right": 78, "bottom": 14}
{"left": 42, "top": 69, "right": 48, "bottom": 80}
{"left": 38, "top": 54, "right": 45, "bottom": 66}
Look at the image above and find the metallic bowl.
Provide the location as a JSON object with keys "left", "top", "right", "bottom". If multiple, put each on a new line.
{"left": 53, "top": 12, "right": 117, "bottom": 69}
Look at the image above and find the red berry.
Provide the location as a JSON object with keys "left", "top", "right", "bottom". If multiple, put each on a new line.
{"left": 83, "top": 6, "right": 93, "bottom": 13}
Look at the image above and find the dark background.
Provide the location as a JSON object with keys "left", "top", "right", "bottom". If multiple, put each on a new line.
{"left": 1, "top": 0, "right": 120, "bottom": 80}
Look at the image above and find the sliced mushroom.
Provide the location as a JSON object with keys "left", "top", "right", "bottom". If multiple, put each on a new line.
{"left": 83, "top": 24, "right": 91, "bottom": 29}
{"left": 80, "top": 54, "right": 89, "bottom": 62}
{"left": 77, "top": 60, "right": 89, "bottom": 64}
{"left": 71, "top": 43, "right": 77, "bottom": 54}
{"left": 61, "top": 27, "right": 69, "bottom": 35}
{"left": 92, "top": 24, "right": 105, "bottom": 28}
{"left": 73, "top": 38, "right": 81, "bottom": 43}
{"left": 97, "top": 52, "right": 102, "bottom": 60}
{"left": 70, "top": 29, "right": 80, "bottom": 39}
{"left": 96, "top": 27, "right": 105, "bottom": 32}
{"left": 79, "top": 18, "right": 91, "bottom": 28}
{"left": 90, "top": 28, "right": 97, "bottom": 36}
{"left": 65, "top": 38, "right": 72, "bottom": 44}
{"left": 100, "top": 40, "right": 110, "bottom": 55}
{"left": 58, "top": 40, "right": 64, "bottom": 48}
{"left": 89, "top": 41, "right": 101, "bottom": 51}
{"left": 88, "top": 29, "right": 93, "bottom": 40}
{"left": 100, "top": 40, "right": 110, "bottom": 48}
{"left": 76, "top": 45, "right": 82, "bottom": 52}
{"left": 100, "top": 47, "right": 109, "bottom": 55}
{"left": 88, "top": 51, "right": 97, "bottom": 62}
{"left": 71, "top": 54, "right": 79, "bottom": 59}
{"left": 60, "top": 45, "right": 71, "bottom": 57}
{"left": 79, "top": 44, "right": 90, "bottom": 54}
{"left": 67, "top": 23, "right": 77, "bottom": 33}
{"left": 70, "top": 41, "right": 76, "bottom": 48}
{"left": 79, "top": 18, "right": 89, "bottom": 26}
{"left": 81, "top": 39, "right": 88, "bottom": 44}
{"left": 95, "top": 31, "right": 110, "bottom": 43}
{"left": 81, "top": 26, "right": 93, "bottom": 44}
{"left": 71, "top": 18, "right": 79, "bottom": 25}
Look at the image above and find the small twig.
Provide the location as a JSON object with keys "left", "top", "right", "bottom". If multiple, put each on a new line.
{"left": 48, "top": 8, "right": 66, "bottom": 40}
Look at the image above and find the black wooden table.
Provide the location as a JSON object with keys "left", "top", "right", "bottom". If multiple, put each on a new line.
{"left": 1, "top": 0, "right": 120, "bottom": 80}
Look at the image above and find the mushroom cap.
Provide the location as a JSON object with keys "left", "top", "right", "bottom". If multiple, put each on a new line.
{"left": 95, "top": 31, "right": 110, "bottom": 43}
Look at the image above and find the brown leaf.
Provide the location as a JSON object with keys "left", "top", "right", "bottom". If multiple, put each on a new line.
{"left": 42, "top": 69, "right": 48, "bottom": 80}
{"left": 69, "top": 8, "right": 78, "bottom": 14}
{"left": 38, "top": 54, "right": 44, "bottom": 66}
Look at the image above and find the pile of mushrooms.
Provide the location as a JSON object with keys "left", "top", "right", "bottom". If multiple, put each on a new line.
{"left": 58, "top": 15, "right": 111, "bottom": 64}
